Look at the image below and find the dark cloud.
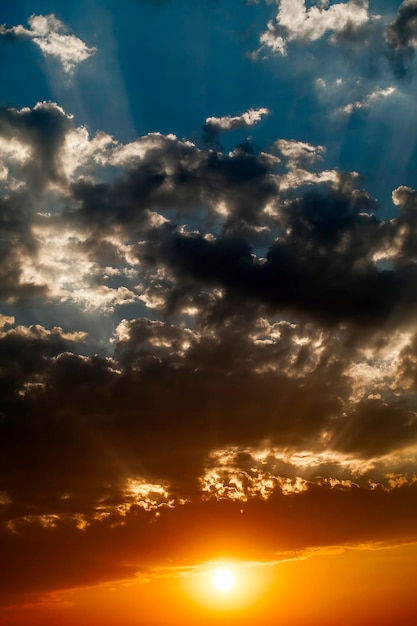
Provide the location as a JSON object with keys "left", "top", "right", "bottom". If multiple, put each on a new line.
{"left": 2, "top": 97, "right": 417, "bottom": 606}
{"left": 2, "top": 481, "right": 417, "bottom": 601}
{"left": 12, "top": 129, "right": 388, "bottom": 328}
{"left": 0, "top": 191, "right": 47, "bottom": 301}
{"left": 0, "top": 102, "right": 74, "bottom": 194}
{"left": 330, "top": 399, "right": 417, "bottom": 456}
{"left": 66, "top": 139, "right": 278, "bottom": 243}
{"left": 133, "top": 177, "right": 417, "bottom": 328}
{"left": 385, "top": 0, "right": 417, "bottom": 76}
{"left": 0, "top": 317, "right": 343, "bottom": 511}
{"left": 0, "top": 308, "right": 415, "bottom": 536}
{"left": 52, "top": 128, "right": 417, "bottom": 331}
{"left": 0, "top": 103, "right": 77, "bottom": 301}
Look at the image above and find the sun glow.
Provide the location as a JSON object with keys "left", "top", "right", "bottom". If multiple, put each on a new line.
{"left": 212, "top": 567, "right": 235, "bottom": 592}
{"left": 182, "top": 560, "right": 271, "bottom": 614}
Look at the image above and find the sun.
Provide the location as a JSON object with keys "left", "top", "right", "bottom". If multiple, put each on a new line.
{"left": 212, "top": 567, "right": 235, "bottom": 592}
{"left": 183, "top": 561, "right": 267, "bottom": 611}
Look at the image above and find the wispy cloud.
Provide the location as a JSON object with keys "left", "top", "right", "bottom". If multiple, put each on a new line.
{"left": 339, "top": 86, "right": 396, "bottom": 113}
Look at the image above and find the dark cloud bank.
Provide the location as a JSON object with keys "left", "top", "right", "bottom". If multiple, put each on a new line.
{"left": 1, "top": 93, "right": 417, "bottom": 601}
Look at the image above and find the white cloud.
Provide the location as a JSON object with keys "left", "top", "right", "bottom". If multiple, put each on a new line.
{"left": 20, "top": 221, "right": 139, "bottom": 311}
{"left": 60, "top": 127, "right": 115, "bottom": 177}
{"left": 257, "top": 0, "right": 370, "bottom": 56}
{"left": 0, "top": 14, "right": 96, "bottom": 73}
{"left": 340, "top": 86, "right": 396, "bottom": 114}
{"left": 275, "top": 139, "right": 326, "bottom": 168}
{"left": 204, "top": 107, "right": 270, "bottom": 133}
{"left": 273, "top": 139, "right": 339, "bottom": 190}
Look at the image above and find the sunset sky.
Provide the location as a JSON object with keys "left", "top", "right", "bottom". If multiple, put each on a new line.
{"left": 1, "top": 1, "right": 417, "bottom": 624}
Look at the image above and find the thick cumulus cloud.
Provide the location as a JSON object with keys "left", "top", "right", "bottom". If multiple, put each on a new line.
{"left": 3, "top": 100, "right": 417, "bottom": 601}
{"left": 0, "top": 14, "right": 96, "bottom": 73}
{"left": 254, "top": 0, "right": 371, "bottom": 57}
{"left": 134, "top": 177, "right": 417, "bottom": 328}
{"left": 0, "top": 102, "right": 91, "bottom": 303}
{"left": 0, "top": 101, "right": 75, "bottom": 193}
{"left": 386, "top": 0, "right": 417, "bottom": 51}
{"left": 385, "top": 0, "right": 417, "bottom": 75}
{"left": 2, "top": 314, "right": 417, "bottom": 599}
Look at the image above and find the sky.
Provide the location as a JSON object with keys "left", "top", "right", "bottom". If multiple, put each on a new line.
{"left": 1, "top": 0, "right": 417, "bottom": 624}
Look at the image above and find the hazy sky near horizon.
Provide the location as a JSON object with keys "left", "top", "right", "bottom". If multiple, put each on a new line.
{"left": 1, "top": 1, "right": 417, "bottom": 623}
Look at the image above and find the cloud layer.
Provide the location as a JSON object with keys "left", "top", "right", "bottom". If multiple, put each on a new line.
{"left": 2, "top": 0, "right": 417, "bottom": 599}
{"left": 1, "top": 91, "right": 417, "bottom": 601}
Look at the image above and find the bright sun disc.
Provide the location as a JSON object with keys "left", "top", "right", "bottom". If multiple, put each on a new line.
{"left": 212, "top": 568, "right": 235, "bottom": 592}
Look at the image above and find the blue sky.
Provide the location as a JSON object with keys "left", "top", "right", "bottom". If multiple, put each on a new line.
{"left": 2, "top": 0, "right": 415, "bottom": 208}
{"left": 2, "top": 2, "right": 417, "bottom": 621}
